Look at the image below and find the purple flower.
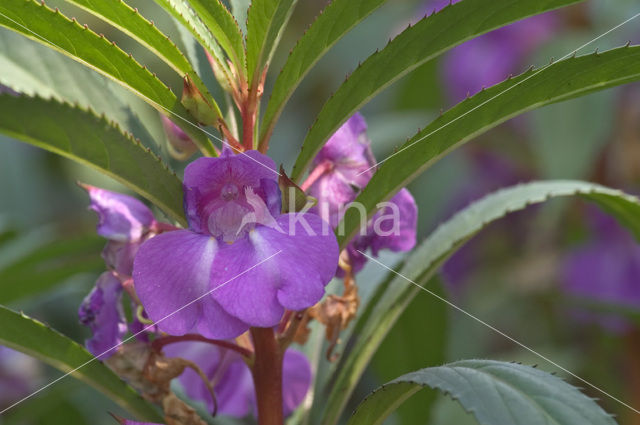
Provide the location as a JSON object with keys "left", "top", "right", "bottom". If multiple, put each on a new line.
{"left": 78, "top": 272, "right": 128, "bottom": 358}
{"left": 561, "top": 207, "right": 640, "bottom": 331}
{"left": 307, "top": 113, "right": 374, "bottom": 228}
{"left": 79, "top": 187, "right": 163, "bottom": 356}
{"left": 421, "top": 0, "right": 556, "bottom": 103}
{"left": 347, "top": 189, "right": 418, "bottom": 273}
{"left": 164, "top": 342, "right": 311, "bottom": 418}
{"left": 133, "top": 149, "right": 339, "bottom": 339}
{"left": 83, "top": 184, "right": 156, "bottom": 243}
{"left": 441, "top": 150, "right": 530, "bottom": 287}
{"left": 0, "top": 346, "right": 41, "bottom": 407}
{"left": 306, "top": 113, "right": 417, "bottom": 273}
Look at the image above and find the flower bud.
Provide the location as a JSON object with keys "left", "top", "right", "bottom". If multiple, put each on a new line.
{"left": 181, "top": 74, "right": 221, "bottom": 126}
{"left": 160, "top": 115, "right": 198, "bottom": 160}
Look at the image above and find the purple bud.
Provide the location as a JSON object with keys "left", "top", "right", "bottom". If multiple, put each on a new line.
{"left": 160, "top": 115, "right": 198, "bottom": 160}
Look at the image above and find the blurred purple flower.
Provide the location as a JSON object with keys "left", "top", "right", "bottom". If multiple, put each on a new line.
{"left": 561, "top": 207, "right": 640, "bottom": 331}
{"left": 306, "top": 113, "right": 418, "bottom": 274}
{"left": 441, "top": 150, "right": 530, "bottom": 287}
{"left": 133, "top": 150, "right": 338, "bottom": 339}
{"left": 78, "top": 272, "right": 128, "bottom": 358}
{"left": 0, "top": 346, "right": 41, "bottom": 408}
{"left": 164, "top": 342, "right": 311, "bottom": 418}
{"left": 421, "top": 0, "right": 557, "bottom": 103}
{"left": 0, "top": 85, "right": 19, "bottom": 96}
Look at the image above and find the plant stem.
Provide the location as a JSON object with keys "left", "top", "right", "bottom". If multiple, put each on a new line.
{"left": 250, "top": 327, "right": 284, "bottom": 425}
{"left": 151, "top": 334, "right": 253, "bottom": 359}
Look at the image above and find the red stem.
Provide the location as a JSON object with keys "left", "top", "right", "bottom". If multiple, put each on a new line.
{"left": 241, "top": 89, "right": 258, "bottom": 151}
{"left": 250, "top": 327, "right": 284, "bottom": 425}
{"left": 152, "top": 334, "right": 253, "bottom": 359}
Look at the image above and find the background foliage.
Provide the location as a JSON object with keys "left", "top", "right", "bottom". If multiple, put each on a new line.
{"left": 0, "top": 0, "right": 640, "bottom": 424}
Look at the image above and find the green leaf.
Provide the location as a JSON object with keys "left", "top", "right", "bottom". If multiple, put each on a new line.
{"left": 370, "top": 281, "right": 448, "bottom": 425}
{"left": 246, "top": 0, "right": 298, "bottom": 84}
{"left": 290, "top": 0, "right": 583, "bottom": 182}
{"left": 152, "top": 0, "right": 233, "bottom": 85}
{"left": 0, "top": 94, "right": 186, "bottom": 225}
{"left": 0, "top": 28, "right": 165, "bottom": 151}
{"left": 229, "top": 0, "right": 250, "bottom": 33}
{"left": 0, "top": 234, "right": 104, "bottom": 304}
{"left": 338, "top": 45, "right": 640, "bottom": 248}
{"left": 65, "top": 0, "right": 221, "bottom": 116}
{"left": 348, "top": 360, "right": 616, "bottom": 425}
{"left": 323, "top": 180, "right": 640, "bottom": 425}
{"left": 0, "top": 0, "right": 216, "bottom": 156}
{"left": 259, "top": 0, "right": 388, "bottom": 146}
{"left": 186, "top": 0, "right": 246, "bottom": 74}
{"left": 0, "top": 305, "right": 163, "bottom": 422}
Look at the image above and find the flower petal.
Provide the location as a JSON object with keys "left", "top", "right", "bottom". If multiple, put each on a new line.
{"left": 254, "top": 213, "right": 339, "bottom": 311}
{"left": 83, "top": 185, "right": 154, "bottom": 242}
{"left": 369, "top": 188, "right": 418, "bottom": 255}
{"left": 133, "top": 230, "right": 248, "bottom": 338}
{"left": 209, "top": 212, "right": 338, "bottom": 326}
{"left": 164, "top": 342, "right": 310, "bottom": 418}
{"left": 282, "top": 349, "right": 312, "bottom": 416}
{"left": 208, "top": 237, "right": 285, "bottom": 327}
{"left": 183, "top": 151, "right": 278, "bottom": 235}
{"left": 78, "top": 272, "right": 127, "bottom": 358}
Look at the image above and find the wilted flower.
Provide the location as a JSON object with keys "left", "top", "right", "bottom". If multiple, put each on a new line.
{"left": 133, "top": 149, "right": 339, "bottom": 339}
{"left": 306, "top": 113, "right": 417, "bottom": 274}
{"left": 164, "top": 342, "right": 311, "bottom": 418}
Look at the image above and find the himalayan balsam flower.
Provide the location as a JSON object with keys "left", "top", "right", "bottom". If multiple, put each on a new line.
{"left": 133, "top": 149, "right": 339, "bottom": 339}
{"left": 422, "top": 0, "right": 556, "bottom": 103}
{"left": 165, "top": 342, "right": 311, "bottom": 417}
{"left": 307, "top": 113, "right": 417, "bottom": 273}
{"left": 562, "top": 207, "right": 640, "bottom": 331}
{"left": 79, "top": 186, "right": 158, "bottom": 357}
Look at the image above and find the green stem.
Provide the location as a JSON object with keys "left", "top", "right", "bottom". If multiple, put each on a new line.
{"left": 250, "top": 327, "right": 284, "bottom": 425}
